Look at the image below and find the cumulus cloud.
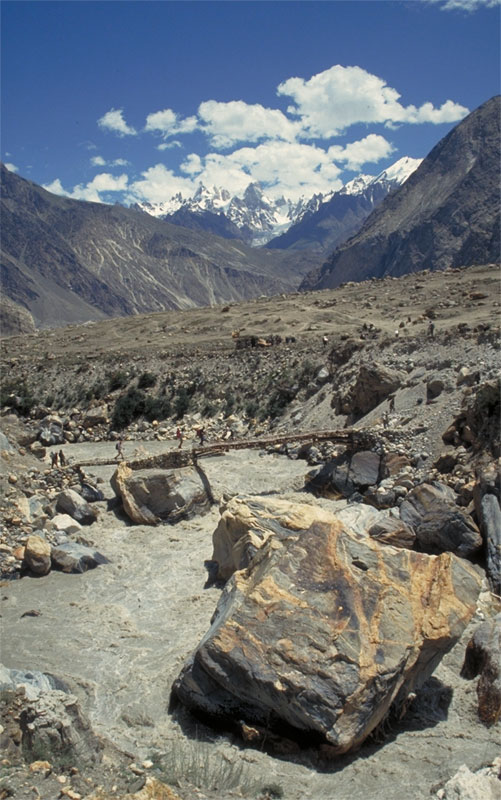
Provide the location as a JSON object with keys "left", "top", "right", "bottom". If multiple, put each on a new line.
{"left": 425, "top": 0, "right": 499, "bottom": 10}
{"left": 197, "top": 100, "right": 301, "bottom": 148}
{"left": 145, "top": 108, "right": 198, "bottom": 138}
{"left": 278, "top": 65, "right": 469, "bottom": 137}
{"left": 328, "top": 134, "right": 395, "bottom": 170}
{"left": 179, "top": 141, "right": 345, "bottom": 201}
{"left": 90, "top": 155, "right": 106, "bottom": 166}
{"left": 128, "top": 163, "right": 194, "bottom": 204}
{"left": 4, "top": 162, "right": 19, "bottom": 172}
{"left": 98, "top": 108, "right": 137, "bottom": 136}
{"left": 43, "top": 173, "right": 129, "bottom": 202}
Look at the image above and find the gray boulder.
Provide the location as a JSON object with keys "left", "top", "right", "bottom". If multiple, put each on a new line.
{"left": 56, "top": 489, "right": 98, "bottom": 525}
{"left": 400, "top": 482, "right": 482, "bottom": 558}
{"left": 305, "top": 450, "right": 380, "bottom": 499}
{"left": 79, "top": 482, "right": 105, "bottom": 502}
{"left": 111, "top": 462, "right": 212, "bottom": 525}
{"left": 38, "top": 416, "right": 65, "bottom": 447}
{"left": 368, "top": 516, "right": 416, "bottom": 549}
{"left": 51, "top": 542, "right": 109, "bottom": 573}
{"left": 348, "top": 362, "right": 405, "bottom": 418}
{"left": 173, "top": 519, "right": 481, "bottom": 754}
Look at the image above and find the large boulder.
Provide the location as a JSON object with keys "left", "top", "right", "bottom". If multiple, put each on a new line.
{"left": 399, "top": 482, "right": 482, "bottom": 558}
{"left": 81, "top": 405, "right": 109, "bottom": 429}
{"left": 56, "top": 489, "right": 98, "bottom": 525}
{"left": 111, "top": 462, "right": 212, "bottom": 525}
{"left": 172, "top": 519, "right": 481, "bottom": 754}
{"left": 347, "top": 363, "right": 405, "bottom": 418}
{"left": 461, "top": 614, "right": 501, "bottom": 727}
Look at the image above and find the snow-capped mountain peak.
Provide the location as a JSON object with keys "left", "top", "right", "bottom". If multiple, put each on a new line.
{"left": 374, "top": 156, "right": 423, "bottom": 186}
{"left": 133, "top": 156, "right": 422, "bottom": 246}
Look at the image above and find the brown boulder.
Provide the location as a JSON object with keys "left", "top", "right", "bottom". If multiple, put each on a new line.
{"left": 23, "top": 535, "right": 51, "bottom": 575}
{"left": 173, "top": 520, "right": 481, "bottom": 754}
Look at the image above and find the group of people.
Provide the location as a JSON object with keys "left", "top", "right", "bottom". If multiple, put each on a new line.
{"left": 50, "top": 450, "right": 66, "bottom": 468}
{"left": 176, "top": 427, "right": 206, "bottom": 449}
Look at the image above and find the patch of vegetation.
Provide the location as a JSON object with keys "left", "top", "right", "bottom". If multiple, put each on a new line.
{"left": 201, "top": 400, "right": 217, "bottom": 417}
{"left": 0, "top": 379, "right": 36, "bottom": 416}
{"left": 111, "top": 387, "right": 146, "bottom": 430}
{"left": 149, "top": 742, "right": 257, "bottom": 796}
{"left": 174, "top": 387, "right": 191, "bottom": 419}
{"left": 143, "top": 395, "right": 171, "bottom": 422}
{"left": 137, "top": 371, "right": 157, "bottom": 389}
{"left": 259, "top": 784, "right": 284, "bottom": 800}
{"left": 108, "top": 370, "right": 130, "bottom": 392}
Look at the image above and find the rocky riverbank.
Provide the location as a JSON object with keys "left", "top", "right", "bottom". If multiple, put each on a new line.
{"left": 1, "top": 263, "right": 500, "bottom": 799}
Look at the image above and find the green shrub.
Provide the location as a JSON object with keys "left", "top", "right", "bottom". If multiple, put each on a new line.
{"left": 111, "top": 387, "right": 146, "bottom": 430}
{"left": 144, "top": 395, "right": 171, "bottom": 422}
{"left": 137, "top": 371, "right": 157, "bottom": 389}
{"left": 201, "top": 400, "right": 217, "bottom": 417}
{"left": 108, "top": 370, "right": 129, "bottom": 392}
{"left": 174, "top": 387, "right": 190, "bottom": 419}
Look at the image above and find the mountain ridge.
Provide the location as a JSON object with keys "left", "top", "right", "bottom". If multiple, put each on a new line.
{"left": 301, "top": 96, "right": 501, "bottom": 290}
{"left": 0, "top": 165, "right": 321, "bottom": 332}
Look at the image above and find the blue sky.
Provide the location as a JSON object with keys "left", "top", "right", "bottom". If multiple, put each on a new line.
{"left": 2, "top": 0, "right": 500, "bottom": 206}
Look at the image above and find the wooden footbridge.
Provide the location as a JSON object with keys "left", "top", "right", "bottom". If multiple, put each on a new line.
{"left": 75, "top": 427, "right": 378, "bottom": 471}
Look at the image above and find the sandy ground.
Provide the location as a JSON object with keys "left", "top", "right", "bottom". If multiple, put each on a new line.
{"left": 1, "top": 446, "right": 500, "bottom": 800}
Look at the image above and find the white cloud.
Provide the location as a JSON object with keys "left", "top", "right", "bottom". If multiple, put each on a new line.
{"left": 278, "top": 65, "right": 469, "bottom": 137}
{"left": 157, "top": 140, "right": 182, "bottom": 150}
{"left": 144, "top": 108, "right": 198, "bottom": 138}
{"left": 4, "top": 162, "right": 18, "bottom": 172}
{"left": 197, "top": 100, "right": 301, "bottom": 148}
{"left": 91, "top": 156, "right": 130, "bottom": 168}
{"left": 128, "top": 163, "right": 194, "bottom": 204}
{"left": 328, "top": 134, "right": 396, "bottom": 170}
{"left": 179, "top": 141, "right": 344, "bottom": 201}
{"left": 43, "top": 173, "right": 129, "bottom": 202}
{"left": 425, "top": 0, "right": 500, "bottom": 10}
{"left": 43, "top": 178, "right": 66, "bottom": 194}
{"left": 98, "top": 108, "right": 137, "bottom": 137}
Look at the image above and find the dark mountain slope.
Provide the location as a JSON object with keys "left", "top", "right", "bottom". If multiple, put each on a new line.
{"left": 265, "top": 181, "right": 390, "bottom": 254}
{"left": 302, "top": 96, "right": 500, "bottom": 290}
{"left": 163, "top": 207, "right": 253, "bottom": 243}
{"left": 0, "top": 166, "right": 320, "bottom": 329}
